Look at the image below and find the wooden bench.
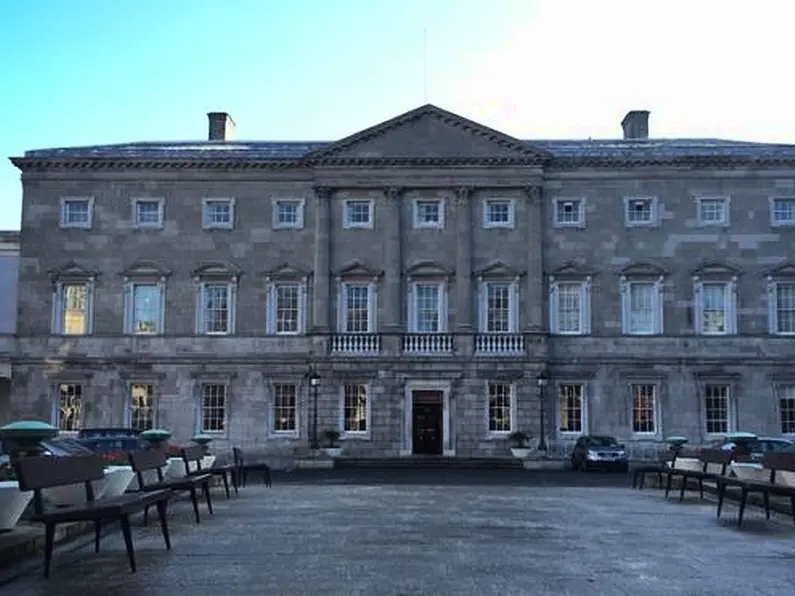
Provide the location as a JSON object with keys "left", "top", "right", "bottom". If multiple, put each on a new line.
{"left": 631, "top": 450, "right": 678, "bottom": 490}
{"left": 664, "top": 448, "right": 732, "bottom": 502}
{"left": 181, "top": 445, "right": 236, "bottom": 499}
{"left": 715, "top": 451, "right": 795, "bottom": 528}
{"left": 129, "top": 449, "right": 214, "bottom": 524}
{"left": 234, "top": 447, "right": 271, "bottom": 488}
{"left": 14, "top": 454, "right": 172, "bottom": 578}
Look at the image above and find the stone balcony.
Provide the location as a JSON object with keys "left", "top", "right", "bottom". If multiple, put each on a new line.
{"left": 329, "top": 334, "right": 381, "bottom": 356}
{"left": 402, "top": 333, "right": 453, "bottom": 355}
{"left": 474, "top": 333, "right": 525, "bottom": 356}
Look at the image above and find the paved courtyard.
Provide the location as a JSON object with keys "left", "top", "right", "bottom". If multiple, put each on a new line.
{"left": 1, "top": 471, "right": 795, "bottom": 595}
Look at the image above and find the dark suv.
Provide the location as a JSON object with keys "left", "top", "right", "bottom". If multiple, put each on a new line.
{"left": 77, "top": 428, "right": 146, "bottom": 454}
{"left": 571, "top": 435, "right": 629, "bottom": 472}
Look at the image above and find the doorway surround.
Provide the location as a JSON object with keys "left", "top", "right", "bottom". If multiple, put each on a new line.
{"left": 400, "top": 380, "right": 454, "bottom": 456}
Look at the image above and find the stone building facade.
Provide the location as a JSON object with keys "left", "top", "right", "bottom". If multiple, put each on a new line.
{"left": 7, "top": 105, "right": 795, "bottom": 458}
{"left": 0, "top": 231, "right": 19, "bottom": 421}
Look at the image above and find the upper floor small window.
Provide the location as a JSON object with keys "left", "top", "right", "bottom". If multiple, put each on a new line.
{"left": 696, "top": 196, "right": 730, "bottom": 226}
{"left": 273, "top": 199, "right": 305, "bottom": 230}
{"left": 133, "top": 198, "right": 164, "bottom": 228}
{"left": 60, "top": 197, "right": 94, "bottom": 229}
{"left": 624, "top": 197, "right": 657, "bottom": 227}
{"left": 343, "top": 200, "right": 374, "bottom": 229}
{"left": 483, "top": 199, "right": 515, "bottom": 229}
{"left": 413, "top": 199, "right": 444, "bottom": 229}
{"left": 770, "top": 197, "right": 795, "bottom": 227}
{"left": 203, "top": 198, "right": 234, "bottom": 229}
{"left": 554, "top": 198, "right": 585, "bottom": 227}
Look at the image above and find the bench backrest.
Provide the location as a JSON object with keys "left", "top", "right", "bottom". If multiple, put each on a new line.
{"left": 15, "top": 455, "right": 106, "bottom": 514}
{"left": 698, "top": 448, "right": 732, "bottom": 474}
{"left": 180, "top": 445, "right": 206, "bottom": 474}
{"left": 762, "top": 451, "right": 795, "bottom": 477}
{"left": 233, "top": 447, "right": 244, "bottom": 466}
{"left": 129, "top": 449, "right": 167, "bottom": 487}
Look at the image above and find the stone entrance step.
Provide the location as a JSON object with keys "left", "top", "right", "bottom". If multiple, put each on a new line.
{"left": 335, "top": 456, "right": 524, "bottom": 470}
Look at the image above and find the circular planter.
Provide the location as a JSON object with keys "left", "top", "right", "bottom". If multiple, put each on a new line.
{"left": 100, "top": 466, "right": 136, "bottom": 498}
{"left": 731, "top": 462, "right": 768, "bottom": 483}
{"left": 140, "top": 429, "right": 172, "bottom": 449}
{"left": 0, "top": 481, "right": 33, "bottom": 532}
{"left": 510, "top": 447, "right": 533, "bottom": 459}
{"left": 0, "top": 420, "right": 59, "bottom": 460}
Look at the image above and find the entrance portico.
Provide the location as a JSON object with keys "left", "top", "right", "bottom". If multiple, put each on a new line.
{"left": 401, "top": 380, "right": 454, "bottom": 456}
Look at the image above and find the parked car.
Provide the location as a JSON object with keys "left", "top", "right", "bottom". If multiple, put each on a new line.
{"left": 76, "top": 428, "right": 146, "bottom": 454}
{"left": 40, "top": 437, "right": 95, "bottom": 457}
{"left": 711, "top": 436, "right": 794, "bottom": 461}
{"left": 571, "top": 435, "right": 629, "bottom": 472}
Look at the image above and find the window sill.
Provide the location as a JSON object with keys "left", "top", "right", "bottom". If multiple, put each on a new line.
{"left": 341, "top": 432, "right": 371, "bottom": 441}
{"left": 203, "top": 224, "right": 234, "bottom": 231}
{"left": 343, "top": 223, "right": 374, "bottom": 230}
{"left": 483, "top": 222, "right": 515, "bottom": 230}
{"left": 59, "top": 224, "right": 92, "bottom": 230}
{"left": 485, "top": 432, "right": 512, "bottom": 441}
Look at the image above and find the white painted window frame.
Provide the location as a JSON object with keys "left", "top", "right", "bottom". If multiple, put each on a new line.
{"left": 51, "top": 279, "right": 96, "bottom": 335}
{"left": 53, "top": 382, "right": 84, "bottom": 433}
{"left": 548, "top": 277, "right": 591, "bottom": 335}
{"left": 412, "top": 198, "right": 445, "bottom": 229}
{"left": 123, "top": 279, "right": 166, "bottom": 335}
{"left": 629, "top": 382, "right": 661, "bottom": 438}
{"left": 775, "top": 383, "right": 795, "bottom": 436}
{"left": 769, "top": 196, "right": 795, "bottom": 227}
{"left": 202, "top": 197, "right": 235, "bottom": 230}
{"left": 620, "top": 276, "right": 664, "bottom": 335}
{"left": 695, "top": 195, "right": 731, "bottom": 227}
{"left": 477, "top": 279, "right": 519, "bottom": 333}
{"left": 272, "top": 198, "right": 306, "bottom": 230}
{"left": 485, "top": 381, "right": 516, "bottom": 437}
{"left": 482, "top": 198, "right": 516, "bottom": 229}
{"left": 343, "top": 199, "right": 375, "bottom": 229}
{"left": 59, "top": 197, "right": 94, "bottom": 229}
{"left": 196, "top": 381, "right": 229, "bottom": 437}
{"left": 195, "top": 281, "right": 237, "bottom": 335}
{"left": 556, "top": 382, "right": 588, "bottom": 437}
{"left": 768, "top": 279, "right": 795, "bottom": 336}
{"left": 126, "top": 382, "right": 156, "bottom": 431}
{"left": 553, "top": 197, "right": 586, "bottom": 228}
{"left": 339, "top": 383, "right": 372, "bottom": 439}
{"left": 623, "top": 196, "right": 658, "bottom": 227}
{"left": 265, "top": 281, "right": 307, "bottom": 335}
{"left": 269, "top": 382, "right": 300, "bottom": 439}
{"left": 693, "top": 277, "right": 737, "bottom": 335}
{"left": 702, "top": 383, "right": 734, "bottom": 437}
{"left": 337, "top": 281, "right": 377, "bottom": 333}
{"left": 132, "top": 197, "right": 165, "bottom": 229}
{"left": 407, "top": 280, "right": 448, "bottom": 333}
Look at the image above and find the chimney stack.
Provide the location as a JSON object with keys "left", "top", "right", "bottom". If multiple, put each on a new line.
{"left": 207, "top": 112, "right": 235, "bottom": 141}
{"left": 621, "top": 110, "right": 650, "bottom": 140}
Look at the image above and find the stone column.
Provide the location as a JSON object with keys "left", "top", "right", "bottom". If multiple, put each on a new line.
{"left": 382, "top": 187, "right": 403, "bottom": 332}
{"left": 524, "top": 185, "right": 544, "bottom": 332}
{"left": 454, "top": 186, "right": 473, "bottom": 331}
{"left": 312, "top": 187, "right": 332, "bottom": 333}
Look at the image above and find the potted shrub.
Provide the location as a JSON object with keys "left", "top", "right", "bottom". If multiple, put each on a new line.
{"left": 321, "top": 429, "right": 343, "bottom": 458}
{"left": 508, "top": 431, "right": 533, "bottom": 459}
{"left": 0, "top": 462, "right": 33, "bottom": 533}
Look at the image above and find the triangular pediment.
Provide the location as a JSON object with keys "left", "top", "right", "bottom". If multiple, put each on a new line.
{"left": 48, "top": 261, "right": 99, "bottom": 281}
{"left": 303, "top": 104, "right": 551, "bottom": 164}
{"left": 262, "top": 263, "right": 312, "bottom": 280}
{"left": 404, "top": 260, "right": 454, "bottom": 279}
{"left": 619, "top": 261, "right": 667, "bottom": 278}
{"left": 691, "top": 261, "right": 742, "bottom": 279}
{"left": 191, "top": 261, "right": 242, "bottom": 279}
{"left": 333, "top": 260, "right": 384, "bottom": 280}
{"left": 473, "top": 260, "right": 524, "bottom": 279}
{"left": 548, "top": 262, "right": 597, "bottom": 279}
{"left": 764, "top": 262, "right": 795, "bottom": 278}
{"left": 119, "top": 260, "right": 171, "bottom": 279}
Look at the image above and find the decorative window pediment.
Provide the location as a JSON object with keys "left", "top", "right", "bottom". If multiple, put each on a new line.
{"left": 48, "top": 261, "right": 99, "bottom": 284}
{"left": 404, "top": 260, "right": 454, "bottom": 280}
{"left": 263, "top": 263, "right": 313, "bottom": 281}
{"left": 474, "top": 260, "right": 524, "bottom": 281}
{"left": 765, "top": 262, "right": 795, "bottom": 279}
{"left": 120, "top": 260, "right": 171, "bottom": 280}
{"left": 333, "top": 260, "right": 384, "bottom": 281}
{"left": 691, "top": 262, "right": 741, "bottom": 280}
{"left": 548, "top": 262, "right": 596, "bottom": 281}
{"left": 619, "top": 262, "right": 667, "bottom": 279}
{"left": 191, "top": 261, "right": 242, "bottom": 281}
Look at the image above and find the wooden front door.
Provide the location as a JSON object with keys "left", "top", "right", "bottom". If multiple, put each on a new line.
{"left": 412, "top": 390, "right": 443, "bottom": 455}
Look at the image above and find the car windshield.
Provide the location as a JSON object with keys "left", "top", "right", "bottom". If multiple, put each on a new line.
{"left": 41, "top": 438, "right": 94, "bottom": 456}
{"left": 589, "top": 436, "right": 619, "bottom": 447}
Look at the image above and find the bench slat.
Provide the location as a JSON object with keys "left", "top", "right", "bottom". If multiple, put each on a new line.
{"left": 15, "top": 455, "right": 105, "bottom": 491}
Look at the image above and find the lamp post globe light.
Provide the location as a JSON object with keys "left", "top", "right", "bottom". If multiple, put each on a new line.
{"left": 307, "top": 366, "right": 321, "bottom": 451}
{"left": 535, "top": 371, "right": 549, "bottom": 452}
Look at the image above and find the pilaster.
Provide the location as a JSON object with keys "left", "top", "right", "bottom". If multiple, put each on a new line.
{"left": 454, "top": 186, "right": 473, "bottom": 332}
{"left": 312, "top": 186, "right": 332, "bottom": 333}
{"left": 524, "top": 185, "right": 545, "bottom": 333}
{"left": 382, "top": 187, "right": 404, "bottom": 333}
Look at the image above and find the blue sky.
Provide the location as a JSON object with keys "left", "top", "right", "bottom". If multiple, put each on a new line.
{"left": 2, "top": 0, "right": 795, "bottom": 230}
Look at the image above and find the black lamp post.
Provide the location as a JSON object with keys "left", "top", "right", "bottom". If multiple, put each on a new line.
{"left": 536, "top": 371, "right": 549, "bottom": 452}
{"left": 307, "top": 366, "right": 321, "bottom": 450}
